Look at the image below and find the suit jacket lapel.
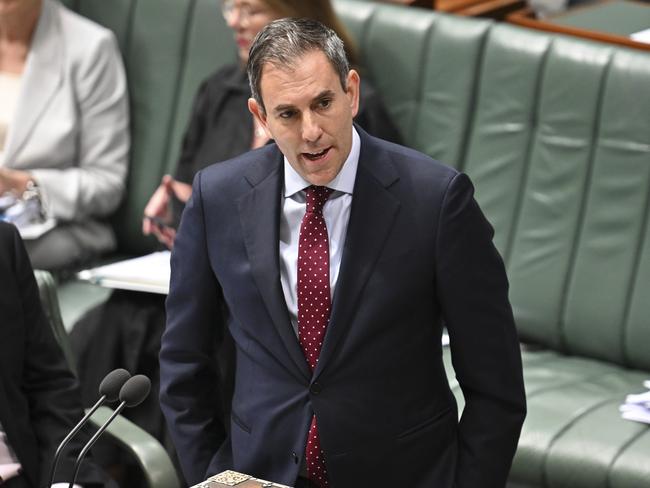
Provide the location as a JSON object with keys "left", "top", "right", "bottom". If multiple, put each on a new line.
{"left": 315, "top": 130, "right": 401, "bottom": 377}
{"left": 238, "top": 151, "right": 310, "bottom": 380}
{"left": 4, "top": 0, "right": 62, "bottom": 166}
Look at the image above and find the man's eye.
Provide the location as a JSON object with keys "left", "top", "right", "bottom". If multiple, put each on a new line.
{"left": 279, "top": 111, "right": 295, "bottom": 119}
{"left": 318, "top": 99, "right": 332, "bottom": 109}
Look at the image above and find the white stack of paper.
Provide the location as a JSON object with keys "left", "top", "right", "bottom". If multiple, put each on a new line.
{"left": 631, "top": 28, "right": 650, "bottom": 45}
{"left": 620, "top": 380, "right": 650, "bottom": 425}
{"left": 18, "top": 218, "right": 57, "bottom": 239}
{"left": 77, "top": 251, "right": 171, "bottom": 294}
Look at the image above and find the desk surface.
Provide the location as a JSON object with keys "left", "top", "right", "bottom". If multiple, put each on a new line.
{"left": 508, "top": 0, "right": 650, "bottom": 51}
{"left": 551, "top": 0, "right": 650, "bottom": 36}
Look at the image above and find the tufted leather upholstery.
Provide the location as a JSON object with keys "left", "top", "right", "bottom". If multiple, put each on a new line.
{"left": 338, "top": 2, "right": 650, "bottom": 486}
{"left": 62, "top": 0, "right": 650, "bottom": 485}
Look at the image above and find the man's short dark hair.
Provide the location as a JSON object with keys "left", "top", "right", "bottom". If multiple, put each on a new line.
{"left": 247, "top": 18, "right": 350, "bottom": 112}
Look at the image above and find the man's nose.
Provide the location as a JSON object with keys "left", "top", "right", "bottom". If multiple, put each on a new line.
{"left": 301, "top": 112, "right": 323, "bottom": 143}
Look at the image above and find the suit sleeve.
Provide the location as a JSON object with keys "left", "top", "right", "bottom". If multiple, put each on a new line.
{"left": 160, "top": 171, "right": 228, "bottom": 485}
{"left": 435, "top": 173, "right": 526, "bottom": 488}
{"left": 30, "top": 31, "right": 129, "bottom": 221}
{"left": 9, "top": 225, "right": 104, "bottom": 485}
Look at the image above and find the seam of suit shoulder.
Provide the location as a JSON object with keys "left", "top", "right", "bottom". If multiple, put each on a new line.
{"left": 196, "top": 170, "right": 211, "bottom": 252}
{"left": 434, "top": 172, "right": 460, "bottom": 261}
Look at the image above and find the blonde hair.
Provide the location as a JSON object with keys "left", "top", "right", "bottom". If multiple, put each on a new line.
{"left": 261, "top": 0, "right": 359, "bottom": 66}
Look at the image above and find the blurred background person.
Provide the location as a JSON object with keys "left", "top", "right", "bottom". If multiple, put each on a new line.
{"left": 0, "top": 0, "right": 129, "bottom": 272}
{"left": 142, "top": 0, "right": 401, "bottom": 247}
{"left": 0, "top": 221, "right": 114, "bottom": 488}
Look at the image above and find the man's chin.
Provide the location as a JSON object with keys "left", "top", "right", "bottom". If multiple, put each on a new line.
{"left": 302, "top": 169, "right": 339, "bottom": 187}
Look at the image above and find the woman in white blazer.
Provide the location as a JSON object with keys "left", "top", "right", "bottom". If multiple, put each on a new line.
{"left": 0, "top": 0, "right": 129, "bottom": 271}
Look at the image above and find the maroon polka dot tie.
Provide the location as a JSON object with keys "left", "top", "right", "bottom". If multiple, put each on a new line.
{"left": 298, "top": 185, "right": 333, "bottom": 488}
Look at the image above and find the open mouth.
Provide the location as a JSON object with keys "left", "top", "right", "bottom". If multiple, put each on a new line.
{"left": 302, "top": 147, "right": 331, "bottom": 162}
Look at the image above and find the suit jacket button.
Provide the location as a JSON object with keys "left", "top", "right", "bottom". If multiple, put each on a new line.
{"left": 292, "top": 451, "right": 299, "bottom": 464}
{"left": 310, "top": 382, "right": 322, "bottom": 395}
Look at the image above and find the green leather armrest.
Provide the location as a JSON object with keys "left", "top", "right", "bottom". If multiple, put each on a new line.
{"left": 34, "top": 269, "right": 77, "bottom": 374}
{"left": 88, "top": 406, "right": 180, "bottom": 488}
{"left": 34, "top": 269, "right": 180, "bottom": 488}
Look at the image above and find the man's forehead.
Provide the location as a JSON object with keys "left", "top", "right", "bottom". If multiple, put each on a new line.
{"left": 260, "top": 50, "right": 337, "bottom": 82}
{"left": 259, "top": 52, "right": 339, "bottom": 96}
{"left": 261, "top": 59, "right": 298, "bottom": 81}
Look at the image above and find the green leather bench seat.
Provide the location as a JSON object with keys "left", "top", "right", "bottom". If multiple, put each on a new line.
{"left": 514, "top": 353, "right": 650, "bottom": 488}
{"left": 444, "top": 349, "right": 650, "bottom": 487}
{"left": 59, "top": 0, "right": 650, "bottom": 486}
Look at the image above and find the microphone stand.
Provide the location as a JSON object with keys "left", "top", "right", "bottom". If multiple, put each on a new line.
{"left": 47, "top": 394, "right": 106, "bottom": 488}
{"left": 67, "top": 401, "right": 128, "bottom": 488}
{"left": 67, "top": 374, "right": 150, "bottom": 488}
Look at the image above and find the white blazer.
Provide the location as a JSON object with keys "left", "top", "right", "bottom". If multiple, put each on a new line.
{"left": 2, "top": 0, "right": 129, "bottom": 234}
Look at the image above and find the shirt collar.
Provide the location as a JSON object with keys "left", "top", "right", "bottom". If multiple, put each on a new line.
{"left": 283, "top": 127, "right": 360, "bottom": 198}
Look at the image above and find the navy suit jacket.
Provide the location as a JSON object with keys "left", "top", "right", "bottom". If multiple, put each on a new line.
{"left": 160, "top": 128, "right": 526, "bottom": 487}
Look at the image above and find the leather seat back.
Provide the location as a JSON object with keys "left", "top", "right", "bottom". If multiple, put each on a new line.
{"left": 335, "top": 0, "right": 650, "bottom": 370}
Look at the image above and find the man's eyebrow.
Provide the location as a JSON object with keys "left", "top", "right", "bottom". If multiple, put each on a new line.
{"left": 313, "top": 90, "right": 336, "bottom": 102}
{"left": 273, "top": 103, "right": 296, "bottom": 114}
{"left": 272, "top": 90, "right": 337, "bottom": 114}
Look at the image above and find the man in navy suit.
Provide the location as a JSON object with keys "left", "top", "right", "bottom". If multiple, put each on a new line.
{"left": 160, "top": 18, "right": 526, "bottom": 488}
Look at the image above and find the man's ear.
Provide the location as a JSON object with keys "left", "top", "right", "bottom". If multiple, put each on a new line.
{"left": 346, "top": 69, "right": 361, "bottom": 118}
{"left": 248, "top": 97, "right": 270, "bottom": 135}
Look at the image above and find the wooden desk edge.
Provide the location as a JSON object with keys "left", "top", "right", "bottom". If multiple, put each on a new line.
{"left": 453, "top": 0, "right": 527, "bottom": 18}
{"left": 507, "top": 6, "right": 650, "bottom": 51}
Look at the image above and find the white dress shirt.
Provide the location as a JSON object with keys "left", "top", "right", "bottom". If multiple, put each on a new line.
{"left": 279, "top": 128, "right": 360, "bottom": 336}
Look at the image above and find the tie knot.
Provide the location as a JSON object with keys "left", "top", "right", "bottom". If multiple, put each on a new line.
{"left": 305, "top": 185, "right": 333, "bottom": 214}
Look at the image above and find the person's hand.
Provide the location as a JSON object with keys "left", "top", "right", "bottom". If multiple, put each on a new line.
{"left": 0, "top": 168, "right": 32, "bottom": 195}
{"left": 169, "top": 178, "right": 192, "bottom": 203}
{"left": 142, "top": 175, "right": 175, "bottom": 248}
{"left": 142, "top": 175, "right": 192, "bottom": 249}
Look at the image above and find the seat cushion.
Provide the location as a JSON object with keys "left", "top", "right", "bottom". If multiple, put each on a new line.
{"left": 443, "top": 346, "right": 650, "bottom": 487}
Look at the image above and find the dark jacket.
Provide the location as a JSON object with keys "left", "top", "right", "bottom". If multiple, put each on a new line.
{"left": 0, "top": 222, "right": 107, "bottom": 487}
{"left": 161, "top": 127, "right": 526, "bottom": 487}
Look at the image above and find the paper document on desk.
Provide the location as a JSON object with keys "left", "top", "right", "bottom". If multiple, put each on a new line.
{"left": 630, "top": 27, "right": 650, "bottom": 44}
{"left": 620, "top": 404, "right": 650, "bottom": 424}
{"left": 620, "top": 380, "right": 650, "bottom": 425}
{"left": 77, "top": 251, "right": 170, "bottom": 294}
{"left": 17, "top": 218, "right": 57, "bottom": 239}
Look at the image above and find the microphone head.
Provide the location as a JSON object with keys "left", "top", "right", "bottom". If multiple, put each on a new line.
{"left": 119, "top": 375, "right": 151, "bottom": 407}
{"left": 98, "top": 369, "right": 131, "bottom": 402}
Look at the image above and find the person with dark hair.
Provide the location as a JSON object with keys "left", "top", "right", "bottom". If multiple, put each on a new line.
{"left": 160, "top": 17, "right": 526, "bottom": 488}
{"left": 0, "top": 221, "right": 112, "bottom": 488}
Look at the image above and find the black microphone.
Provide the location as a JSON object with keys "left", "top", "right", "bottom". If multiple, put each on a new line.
{"left": 68, "top": 374, "right": 151, "bottom": 488}
{"left": 48, "top": 368, "right": 131, "bottom": 487}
